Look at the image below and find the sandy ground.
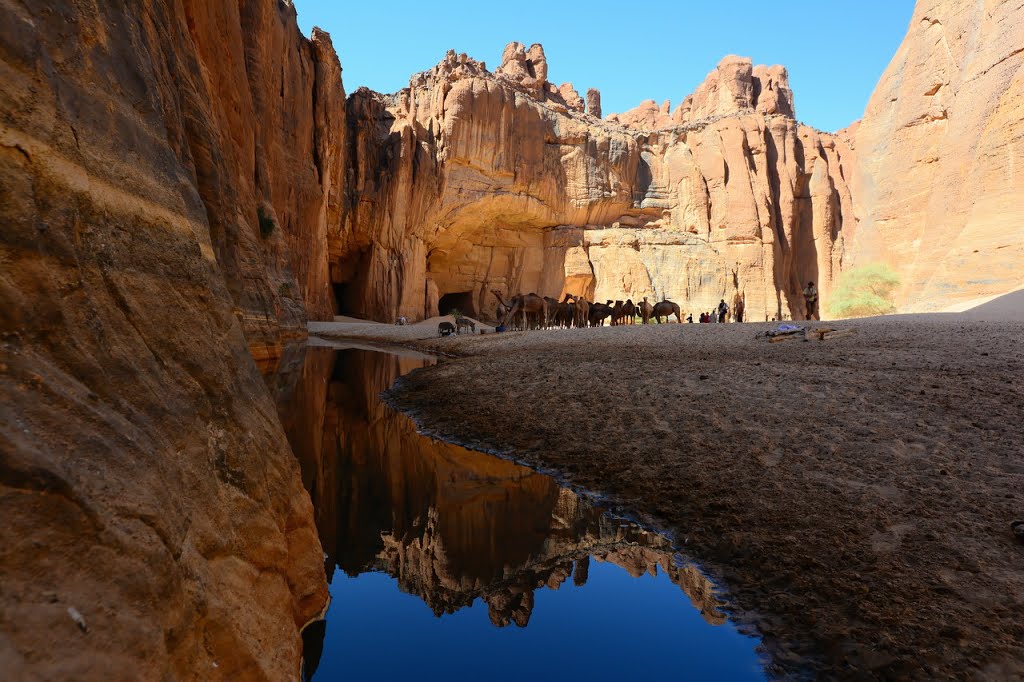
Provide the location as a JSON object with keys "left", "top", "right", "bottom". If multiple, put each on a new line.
{"left": 333, "top": 304, "right": 1024, "bottom": 679}
{"left": 310, "top": 315, "right": 495, "bottom": 348}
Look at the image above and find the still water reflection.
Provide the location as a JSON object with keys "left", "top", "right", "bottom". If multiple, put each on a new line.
{"left": 261, "top": 341, "right": 766, "bottom": 681}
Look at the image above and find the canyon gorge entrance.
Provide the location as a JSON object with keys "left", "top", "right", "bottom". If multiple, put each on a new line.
{"left": 262, "top": 343, "right": 768, "bottom": 680}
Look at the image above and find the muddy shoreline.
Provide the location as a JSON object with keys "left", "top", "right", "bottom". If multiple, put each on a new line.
{"left": 375, "top": 316, "right": 1024, "bottom": 679}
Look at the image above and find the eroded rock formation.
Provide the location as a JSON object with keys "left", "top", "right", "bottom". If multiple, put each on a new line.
{"left": 0, "top": 0, "right": 336, "bottom": 678}
{"left": 337, "top": 47, "right": 854, "bottom": 323}
{"left": 850, "top": 0, "right": 1024, "bottom": 311}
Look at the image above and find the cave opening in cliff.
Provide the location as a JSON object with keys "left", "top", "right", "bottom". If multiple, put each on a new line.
{"left": 332, "top": 282, "right": 354, "bottom": 317}
{"left": 438, "top": 291, "right": 475, "bottom": 318}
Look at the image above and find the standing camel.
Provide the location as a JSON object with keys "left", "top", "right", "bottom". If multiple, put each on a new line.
{"left": 639, "top": 297, "right": 654, "bottom": 324}
{"left": 491, "top": 289, "right": 516, "bottom": 328}
{"left": 611, "top": 300, "right": 624, "bottom": 326}
{"left": 502, "top": 292, "right": 549, "bottom": 331}
{"left": 590, "top": 300, "right": 614, "bottom": 326}
{"left": 652, "top": 300, "right": 682, "bottom": 323}
{"left": 554, "top": 294, "right": 575, "bottom": 329}
{"left": 573, "top": 296, "right": 590, "bottom": 328}
{"left": 623, "top": 299, "right": 636, "bottom": 325}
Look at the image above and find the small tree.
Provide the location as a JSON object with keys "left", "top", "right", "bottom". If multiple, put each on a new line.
{"left": 827, "top": 264, "right": 900, "bottom": 318}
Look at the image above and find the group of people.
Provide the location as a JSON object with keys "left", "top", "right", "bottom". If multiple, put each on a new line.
{"left": 694, "top": 299, "right": 736, "bottom": 324}
{"left": 690, "top": 298, "right": 743, "bottom": 324}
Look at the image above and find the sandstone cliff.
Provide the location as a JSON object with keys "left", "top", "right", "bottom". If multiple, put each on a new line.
{"left": 852, "top": 0, "right": 1024, "bottom": 311}
{"left": 338, "top": 48, "right": 855, "bottom": 323}
{"left": 0, "top": 1, "right": 337, "bottom": 678}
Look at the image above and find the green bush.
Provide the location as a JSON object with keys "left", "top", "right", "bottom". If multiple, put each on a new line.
{"left": 257, "top": 205, "right": 275, "bottom": 239}
{"left": 449, "top": 308, "right": 464, "bottom": 319}
{"left": 827, "top": 264, "right": 900, "bottom": 318}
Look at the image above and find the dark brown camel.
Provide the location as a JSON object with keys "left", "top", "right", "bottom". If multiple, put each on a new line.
{"left": 502, "top": 292, "right": 549, "bottom": 330}
{"left": 611, "top": 300, "right": 624, "bottom": 326}
{"left": 623, "top": 299, "right": 636, "bottom": 325}
{"left": 652, "top": 300, "right": 682, "bottom": 323}
{"left": 553, "top": 293, "right": 575, "bottom": 329}
{"left": 590, "top": 300, "right": 613, "bottom": 326}
{"left": 491, "top": 289, "right": 514, "bottom": 327}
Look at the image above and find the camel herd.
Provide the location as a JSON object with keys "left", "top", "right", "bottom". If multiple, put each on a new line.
{"left": 490, "top": 290, "right": 682, "bottom": 330}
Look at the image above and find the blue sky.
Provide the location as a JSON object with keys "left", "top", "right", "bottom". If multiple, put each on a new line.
{"left": 294, "top": 1, "right": 915, "bottom": 132}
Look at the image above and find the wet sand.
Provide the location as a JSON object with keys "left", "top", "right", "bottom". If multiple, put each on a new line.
{"left": 369, "top": 313, "right": 1024, "bottom": 679}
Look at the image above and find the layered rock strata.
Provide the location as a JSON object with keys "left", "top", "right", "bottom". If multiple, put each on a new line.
{"left": 338, "top": 48, "right": 854, "bottom": 323}
{"left": 0, "top": 0, "right": 337, "bottom": 678}
{"left": 851, "top": 0, "right": 1024, "bottom": 311}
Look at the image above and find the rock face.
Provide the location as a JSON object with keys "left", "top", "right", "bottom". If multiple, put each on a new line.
{"left": 586, "top": 88, "right": 602, "bottom": 119}
{"left": 337, "top": 46, "right": 855, "bottom": 323}
{"left": 851, "top": 0, "right": 1024, "bottom": 311}
{"left": 0, "top": 0, "right": 335, "bottom": 678}
{"left": 665, "top": 56, "right": 795, "bottom": 125}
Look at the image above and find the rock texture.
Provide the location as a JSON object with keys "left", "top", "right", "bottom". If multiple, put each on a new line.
{"left": 586, "top": 88, "right": 602, "bottom": 119}
{"left": 0, "top": 0, "right": 336, "bottom": 678}
{"left": 852, "top": 0, "right": 1024, "bottom": 311}
{"left": 338, "top": 47, "right": 854, "bottom": 323}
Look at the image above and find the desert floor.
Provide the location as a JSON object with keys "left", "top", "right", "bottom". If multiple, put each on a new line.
{"left": 313, "top": 299, "right": 1024, "bottom": 678}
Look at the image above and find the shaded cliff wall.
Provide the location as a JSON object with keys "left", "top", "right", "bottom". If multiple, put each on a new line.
{"left": 0, "top": 1, "right": 338, "bottom": 678}
{"left": 168, "top": 0, "right": 348, "bottom": 357}
{"left": 339, "top": 50, "right": 854, "bottom": 322}
{"left": 852, "top": 0, "right": 1024, "bottom": 311}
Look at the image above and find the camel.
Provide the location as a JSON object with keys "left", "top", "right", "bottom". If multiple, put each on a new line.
{"left": 590, "top": 300, "right": 613, "bottom": 326}
{"left": 573, "top": 295, "right": 590, "bottom": 328}
{"left": 491, "top": 290, "right": 518, "bottom": 329}
{"left": 544, "top": 296, "right": 561, "bottom": 328}
{"left": 611, "top": 300, "right": 624, "bottom": 326}
{"left": 500, "top": 291, "right": 549, "bottom": 331}
{"left": 652, "top": 299, "right": 682, "bottom": 324}
{"left": 639, "top": 296, "right": 654, "bottom": 324}
{"left": 623, "top": 299, "right": 636, "bottom": 325}
{"left": 550, "top": 293, "right": 574, "bottom": 329}
{"left": 562, "top": 295, "right": 576, "bottom": 329}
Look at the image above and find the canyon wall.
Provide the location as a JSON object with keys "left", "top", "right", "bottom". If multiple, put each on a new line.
{"left": 852, "top": 0, "right": 1024, "bottom": 311}
{"left": 338, "top": 48, "right": 856, "bottom": 323}
{"left": 0, "top": 1, "right": 338, "bottom": 678}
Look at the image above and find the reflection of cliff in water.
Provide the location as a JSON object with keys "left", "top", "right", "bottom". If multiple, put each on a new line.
{"left": 263, "top": 344, "right": 727, "bottom": 628}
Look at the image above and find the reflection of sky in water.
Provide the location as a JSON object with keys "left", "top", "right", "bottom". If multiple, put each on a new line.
{"left": 263, "top": 343, "right": 765, "bottom": 681}
{"left": 312, "top": 561, "right": 765, "bottom": 681}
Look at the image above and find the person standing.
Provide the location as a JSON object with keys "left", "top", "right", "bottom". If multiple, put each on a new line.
{"left": 717, "top": 299, "right": 729, "bottom": 323}
{"left": 803, "top": 281, "right": 819, "bottom": 320}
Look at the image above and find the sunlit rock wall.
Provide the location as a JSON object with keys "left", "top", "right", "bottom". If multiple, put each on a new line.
{"left": 338, "top": 48, "right": 855, "bottom": 322}
{"left": 851, "top": 0, "right": 1024, "bottom": 311}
